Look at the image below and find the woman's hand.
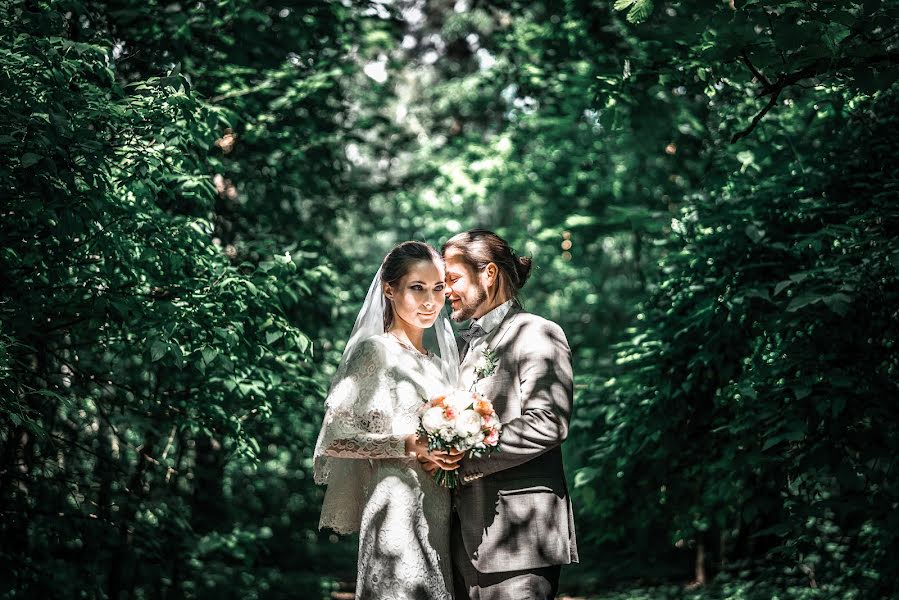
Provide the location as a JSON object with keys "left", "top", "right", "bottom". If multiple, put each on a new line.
{"left": 406, "top": 435, "right": 464, "bottom": 470}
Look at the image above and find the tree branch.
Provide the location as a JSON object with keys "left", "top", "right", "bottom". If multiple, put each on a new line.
{"left": 740, "top": 50, "right": 771, "bottom": 88}
{"left": 731, "top": 85, "right": 782, "bottom": 144}
{"left": 731, "top": 52, "right": 899, "bottom": 143}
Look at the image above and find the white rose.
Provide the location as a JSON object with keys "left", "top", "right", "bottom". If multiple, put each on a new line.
{"left": 475, "top": 356, "right": 489, "bottom": 371}
{"left": 421, "top": 407, "right": 447, "bottom": 433}
{"left": 455, "top": 409, "right": 483, "bottom": 437}
{"left": 447, "top": 391, "right": 474, "bottom": 413}
{"left": 465, "top": 436, "right": 483, "bottom": 451}
{"left": 439, "top": 427, "right": 456, "bottom": 442}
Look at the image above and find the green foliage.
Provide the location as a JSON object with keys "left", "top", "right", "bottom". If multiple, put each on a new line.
{"left": 575, "top": 85, "right": 899, "bottom": 594}
{"left": 565, "top": 1, "right": 899, "bottom": 595}
{"left": 614, "top": 0, "right": 654, "bottom": 24}
{"left": 0, "top": 0, "right": 370, "bottom": 597}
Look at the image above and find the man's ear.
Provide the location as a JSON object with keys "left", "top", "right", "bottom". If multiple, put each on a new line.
{"left": 484, "top": 263, "right": 498, "bottom": 288}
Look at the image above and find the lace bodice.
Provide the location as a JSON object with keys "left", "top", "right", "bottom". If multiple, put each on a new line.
{"left": 319, "top": 335, "right": 445, "bottom": 459}
{"left": 315, "top": 334, "right": 451, "bottom": 532}
{"left": 314, "top": 334, "right": 454, "bottom": 600}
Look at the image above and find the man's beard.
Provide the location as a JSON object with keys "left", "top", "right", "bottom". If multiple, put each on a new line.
{"left": 451, "top": 285, "right": 487, "bottom": 322}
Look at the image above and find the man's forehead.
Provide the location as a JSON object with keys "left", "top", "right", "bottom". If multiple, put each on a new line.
{"left": 443, "top": 256, "right": 464, "bottom": 271}
{"left": 444, "top": 253, "right": 473, "bottom": 279}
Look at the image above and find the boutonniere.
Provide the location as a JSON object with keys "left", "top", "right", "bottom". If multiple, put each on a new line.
{"left": 473, "top": 347, "right": 499, "bottom": 381}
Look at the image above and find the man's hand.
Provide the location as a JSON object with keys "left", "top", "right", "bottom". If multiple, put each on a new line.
{"left": 407, "top": 435, "right": 464, "bottom": 470}
{"left": 419, "top": 457, "right": 441, "bottom": 475}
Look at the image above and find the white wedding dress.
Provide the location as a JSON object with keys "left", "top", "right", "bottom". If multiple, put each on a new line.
{"left": 317, "top": 333, "right": 453, "bottom": 600}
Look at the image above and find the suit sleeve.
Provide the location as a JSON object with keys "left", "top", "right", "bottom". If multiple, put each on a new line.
{"left": 459, "top": 320, "right": 573, "bottom": 480}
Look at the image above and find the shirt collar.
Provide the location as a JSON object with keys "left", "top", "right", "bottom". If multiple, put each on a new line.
{"left": 471, "top": 299, "right": 514, "bottom": 335}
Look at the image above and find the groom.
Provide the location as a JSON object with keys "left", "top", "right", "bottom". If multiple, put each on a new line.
{"left": 423, "top": 229, "right": 578, "bottom": 600}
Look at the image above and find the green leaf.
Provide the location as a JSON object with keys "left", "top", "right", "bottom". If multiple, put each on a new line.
{"left": 574, "top": 467, "right": 598, "bottom": 487}
{"left": 745, "top": 224, "right": 766, "bottom": 243}
{"left": 763, "top": 429, "right": 805, "bottom": 451}
{"left": 627, "top": 0, "right": 654, "bottom": 23}
{"left": 150, "top": 340, "right": 168, "bottom": 362}
{"left": 295, "top": 333, "right": 311, "bottom": 354}
{"left": 773, "top": 280, "right": 792, "bottom": 296}
{"left": 201, "top": 346, "right": 219, "bottom": 366}
{"left": 21, "top": 153, "right": 41, "bottom": 167}
{"left": 792, "top": 386, "right": 812, "bottom": 400}
{"left": 822, "top": 292, "right": 851, "bottom": 316}
{"left": 171, "top": 343, "right": 185, "bottom": 369}
{"left": 786, "top": 293, "right": 822, "bottom": 312}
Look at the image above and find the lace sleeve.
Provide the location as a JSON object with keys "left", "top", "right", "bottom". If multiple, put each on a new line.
{"left": 321, "top": 337, "right": 408, "bottom": 459}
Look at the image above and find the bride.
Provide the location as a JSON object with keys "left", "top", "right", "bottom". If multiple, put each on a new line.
{"left": 313, "top": 241, "right": 463, "bottom": 600}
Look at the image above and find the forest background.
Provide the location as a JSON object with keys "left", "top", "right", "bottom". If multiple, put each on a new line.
{"left": 2, "top": 0, "right": 898, "bottom": 598}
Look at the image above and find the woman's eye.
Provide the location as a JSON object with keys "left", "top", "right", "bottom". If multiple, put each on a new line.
{"left": 411, "top": 285, "right": 424, "bottom": 291}
{"left": 435, "top": 285, "right": 445, "bottom": 291}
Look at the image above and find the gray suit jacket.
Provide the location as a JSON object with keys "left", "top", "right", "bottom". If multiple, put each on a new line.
{"left": 453, "top": 305, "right": 579, "bottom": 573}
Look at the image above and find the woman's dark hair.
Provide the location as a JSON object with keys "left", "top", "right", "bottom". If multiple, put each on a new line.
{"left": 441, "top": 229, "right": 532, "bottom": 302}
{"left": 381, "top": 241, "right": 442, "bottom": 331}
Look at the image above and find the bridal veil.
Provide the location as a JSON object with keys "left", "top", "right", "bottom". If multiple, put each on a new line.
{"left": 312, "top": 265, "right": 460, "bottom": 533}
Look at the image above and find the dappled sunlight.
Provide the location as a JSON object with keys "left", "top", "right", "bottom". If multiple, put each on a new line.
{"left": 3, "top": 0, "right": 896, "bottom": 598}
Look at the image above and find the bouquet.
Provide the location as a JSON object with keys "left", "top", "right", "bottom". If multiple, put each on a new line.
{"left": 418, "top": 390, "right": 501, "bottom": 488}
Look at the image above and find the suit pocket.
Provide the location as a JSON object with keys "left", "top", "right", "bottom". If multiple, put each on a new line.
{"left": 478, "top": 488, "right": 571, "bottom": 570}
{"left": 495, "top": 476, "right": 563, "bottom": 497}
{"left": 497, "top": 484, "right": 554, "bottom": 496}
{"left": 497, "top": 486, "right": 556, "bottom": 527}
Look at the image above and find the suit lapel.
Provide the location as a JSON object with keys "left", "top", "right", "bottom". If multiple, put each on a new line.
{"left": 456, "top": 333, "right": 469, "bottom": 363}
{"left": 485, "top": 305, "right": 521, "bottom": 352}
{"left": 460, "top": 306, "right": 522, "bottom": 390}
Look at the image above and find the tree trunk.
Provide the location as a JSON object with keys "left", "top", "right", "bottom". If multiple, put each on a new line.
{"left": 688, "top": 540, "right": 706, "bottom": 589}
{"left": 108, "top": 433, "right": 156, "bottom": 600}
{"left": 190, "top": 433, "right": 227, "bottom": 534}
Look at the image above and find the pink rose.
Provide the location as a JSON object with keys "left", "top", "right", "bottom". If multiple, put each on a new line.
{"left": 484, "top": 429, "right": 500, "bottom": 447}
